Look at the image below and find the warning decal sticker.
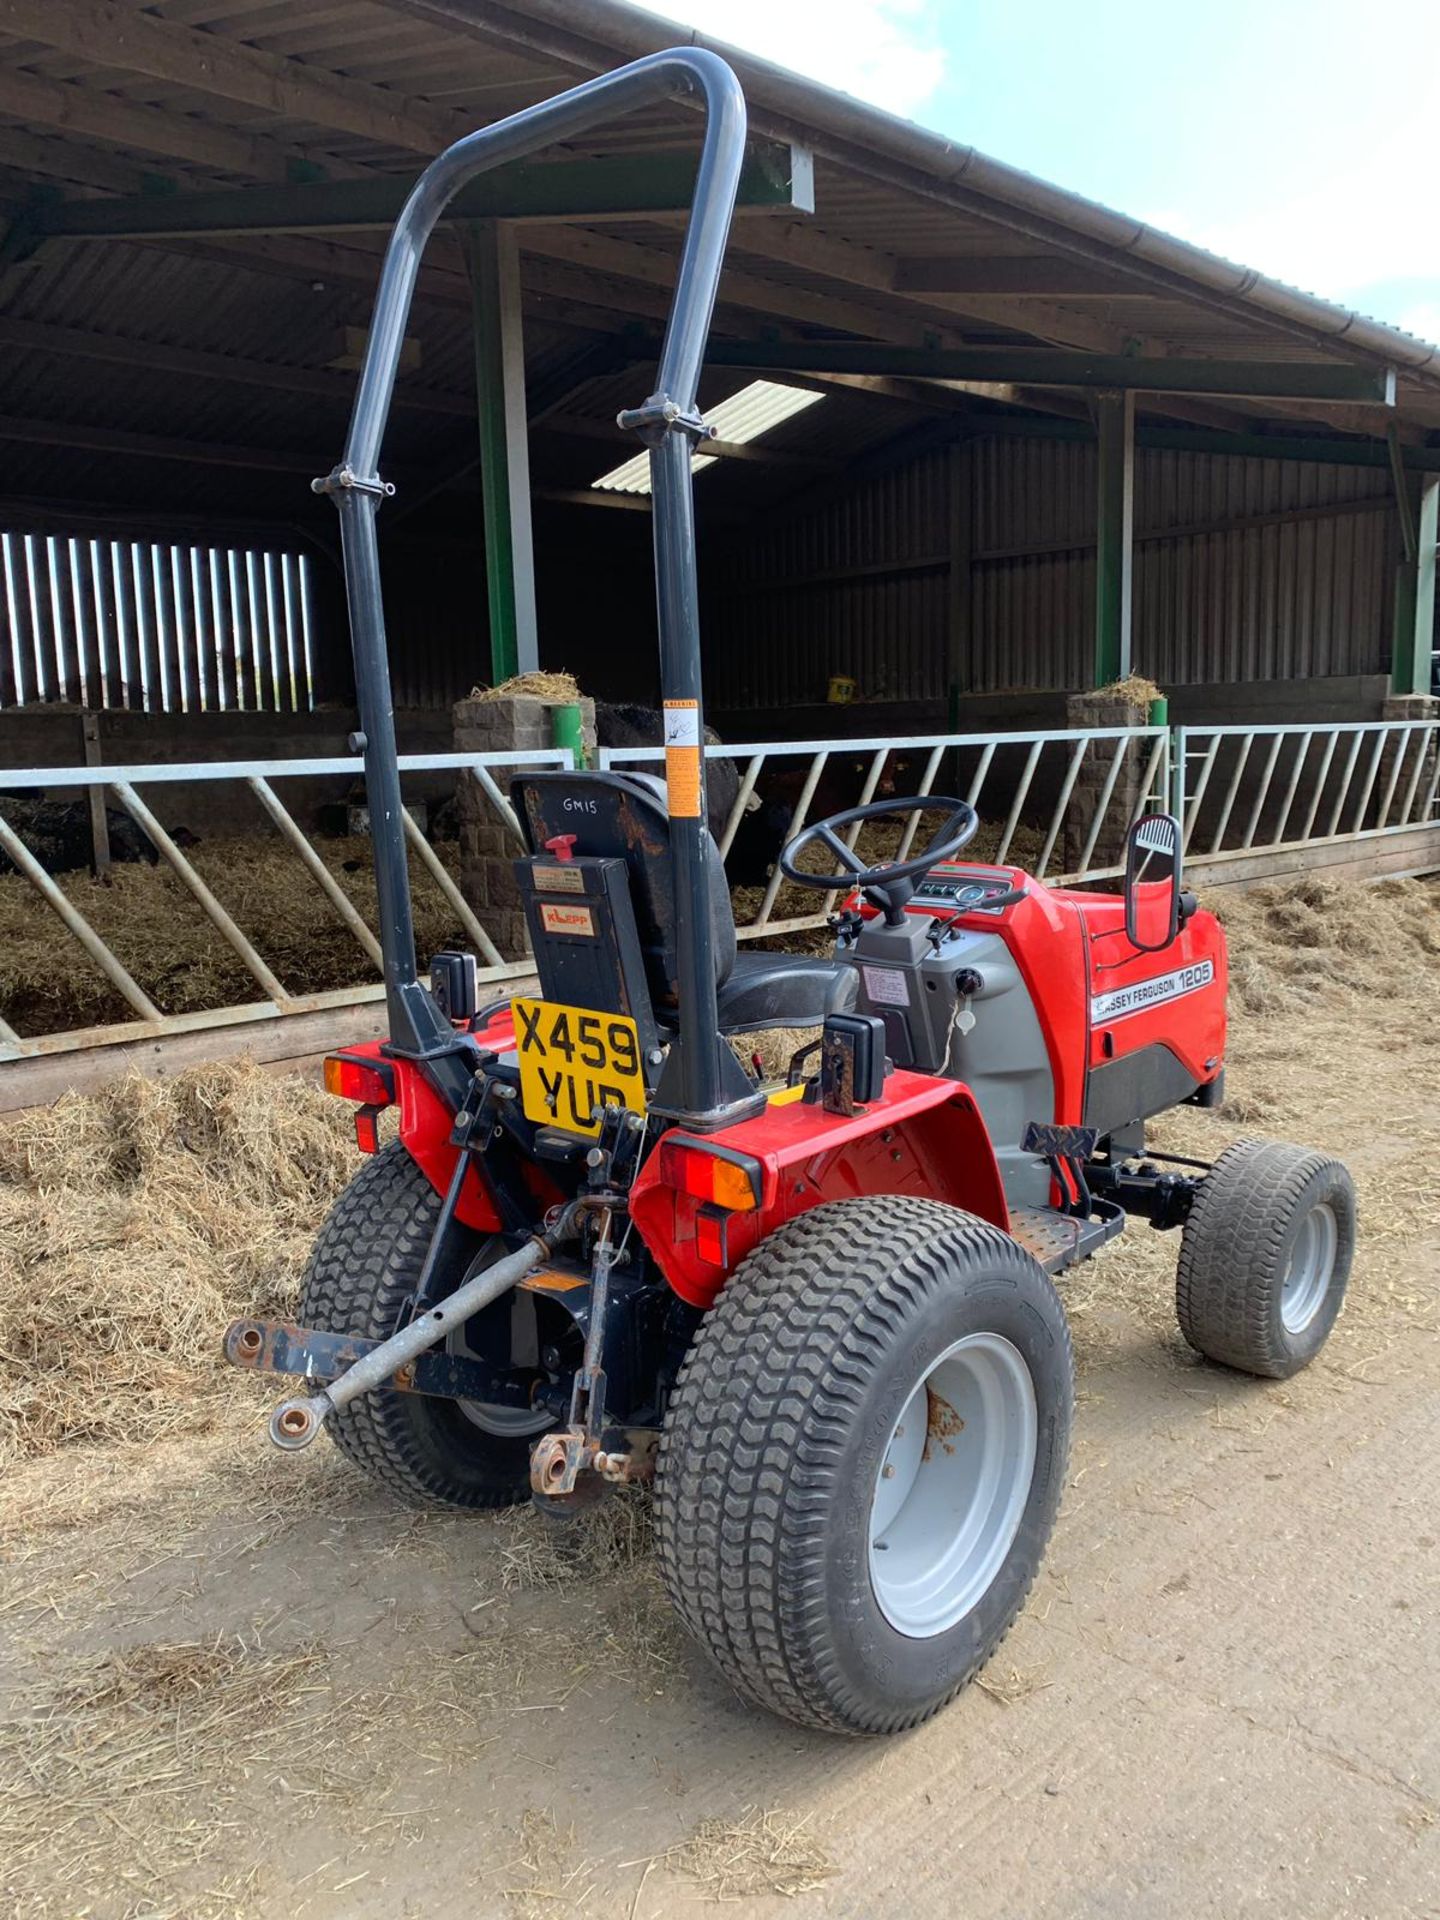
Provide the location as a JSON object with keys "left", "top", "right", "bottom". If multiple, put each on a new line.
{"left": 1091, "top": 958, "right": 1214, "bottom": 1025}
{"left": 663, "top": 699, "right": 703, "bottom": 819}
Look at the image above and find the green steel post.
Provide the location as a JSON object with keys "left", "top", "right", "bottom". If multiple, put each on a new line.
{"left": 945, "top": 440, "right": 971, "bottom": 791}
{"left": 551, "top": 703, "right": 585, "bottom": 768}
{"left": 1391, "top": 474, "right": 1439, "bottom": 696}
{"left": 461, "top": 220, "right": 537, "bottom": 682}
{"left": 1093, "top": 390, "right": 1135, "bottom": 686}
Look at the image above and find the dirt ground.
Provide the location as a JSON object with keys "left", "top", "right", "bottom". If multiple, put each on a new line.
{"left": 2, "top": 878, "right": 1439, "bottom": 1920}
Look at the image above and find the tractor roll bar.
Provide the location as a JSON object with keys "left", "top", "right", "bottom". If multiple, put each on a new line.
{"left": 317, "top": 50, "right": 747, "bottom": 1121}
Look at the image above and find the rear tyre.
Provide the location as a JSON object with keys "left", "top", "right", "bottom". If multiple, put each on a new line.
{"left": 297, "top": 1141, "right": 542, "bottom": 1509}
{"left": 655, "top": 1196, "right": 1073, "bottom": 1735}
{"left": 1175, "top": 1140, "right": 1356, "bottom": 1378}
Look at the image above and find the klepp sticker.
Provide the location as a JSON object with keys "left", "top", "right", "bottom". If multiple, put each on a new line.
{"left": 539, "top": 901, "right": 595, "bottom": 937}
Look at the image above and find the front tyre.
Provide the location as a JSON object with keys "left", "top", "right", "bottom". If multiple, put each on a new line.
{"left": 297, "top": 1141, "right": 544, "bottom": 1509}
{"left": 655, "top": 1196, "right": 1073, "bottom": 1735}
{"left": 1175, "top": 1140, "right": 1356, "bottom": 1378}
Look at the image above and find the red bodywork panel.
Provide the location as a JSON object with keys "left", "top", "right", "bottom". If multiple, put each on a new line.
{"left": 851, "top": 862, "right": 1228, "bottom": 1123}
{"left": 1053, "top": 885, "right": 1228, "bottom": 1083}
{"left": 333, "top": 1017, "right": 521, "bottom": 1233}
{"left": 630, "top": 1071, "right": 1008, "bottom": 1309}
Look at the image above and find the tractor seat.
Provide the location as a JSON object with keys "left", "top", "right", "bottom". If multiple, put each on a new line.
{"left": 715, "top": 949, "right": 858, "bottom": 1032}
{"left": 513, "top": 768, "right": 858, "bottom": 1034}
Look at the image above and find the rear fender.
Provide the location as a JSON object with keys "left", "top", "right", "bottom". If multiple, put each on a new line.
{"left": 326, "top": 1031, "right": 512, "bottom": 1233}
{"left": 630, "top": 1068, "right": 1008, "bottom": 1309}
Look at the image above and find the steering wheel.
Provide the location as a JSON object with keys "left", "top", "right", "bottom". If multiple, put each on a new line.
{"left": 778, "top": 795, "right": 979, "bottom": 925}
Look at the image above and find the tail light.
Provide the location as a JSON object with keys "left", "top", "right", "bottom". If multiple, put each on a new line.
{"left": 322, "top": 1054, "right": 395, "bottom": 1107}
{"left": 658, "top": 1137, "right": 763, "bottom": 1212}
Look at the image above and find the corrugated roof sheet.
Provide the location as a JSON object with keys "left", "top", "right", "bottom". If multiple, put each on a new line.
{"left": 0, "top": 0, "right": 1433, "bottom": 541}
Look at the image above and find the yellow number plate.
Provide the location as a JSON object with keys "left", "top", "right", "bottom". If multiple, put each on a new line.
{"left": 512, "top": 997, "right": 647, "bottom": 1138}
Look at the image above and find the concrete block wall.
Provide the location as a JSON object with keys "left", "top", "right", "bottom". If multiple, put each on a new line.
{"left": 452, "top": 692, "right": 596, "bottom": 958}
{"left": 1062, "top": 688, "right": 1153, "bottom": 871}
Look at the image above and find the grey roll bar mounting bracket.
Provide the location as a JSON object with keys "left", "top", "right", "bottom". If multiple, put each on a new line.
{"left": 311, "top": 464, "right": 396, "bottom": 501}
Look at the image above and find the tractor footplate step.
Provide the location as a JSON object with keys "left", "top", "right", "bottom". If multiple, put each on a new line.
{"left": 1009, "top": 1201, "right": 1126, "bottom": 1273}
{"left": 224, "top": 1318, "right": 535, "bottom": 1408}
{"left": 1022, "top": 1122, "right": 1100, "bottom": 1160}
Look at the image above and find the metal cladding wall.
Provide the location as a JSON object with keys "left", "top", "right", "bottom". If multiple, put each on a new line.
{"left": 705, "top": 448, "right": 952, "bottom": 708}
{"left": 704, "top": 432, "right": 1397, "bottom": 709}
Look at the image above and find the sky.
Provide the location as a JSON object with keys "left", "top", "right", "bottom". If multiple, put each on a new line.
{"left": 654, "top": 0, "right": 1440, "bottom": 346}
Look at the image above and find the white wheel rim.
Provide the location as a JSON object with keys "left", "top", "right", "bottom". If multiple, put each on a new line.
{"left": 1280, "top": 1203, "right": 1338, "bottom": 1335}
{"left": 869, "top": 1332, "right": 1038, "bottom": 1639}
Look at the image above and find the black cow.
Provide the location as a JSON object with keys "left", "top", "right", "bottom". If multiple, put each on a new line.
{"left": 0, "top": 795, "right": 198, "bottom": 876}
{"left": 593, "top": 701, "right": 742, "bottom": 845}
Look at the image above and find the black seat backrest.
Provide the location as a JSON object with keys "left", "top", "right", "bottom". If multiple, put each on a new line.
{"left": 512, "top": 771, "right": 738, "bottom": 1013}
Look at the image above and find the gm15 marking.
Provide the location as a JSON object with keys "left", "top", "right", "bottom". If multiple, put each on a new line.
{"left": 1091, "top": 958, "right": 1215, "bottom": 1026}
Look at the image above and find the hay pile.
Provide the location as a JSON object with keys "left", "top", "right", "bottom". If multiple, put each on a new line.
{"left": 0, "top": 1059, "right": 354, "bottom": 1461}
{"left": 0, "top": 832, "right": 468, "bottom": 1036}
{"left": 1097, "top": 673, "right": 1164, "bottom": 709}
{"left": 469, "top": 670, "right": 582, "bottom": 704}
{"left": 1212, "top": 875, "right": 1440, "bottom": 1017}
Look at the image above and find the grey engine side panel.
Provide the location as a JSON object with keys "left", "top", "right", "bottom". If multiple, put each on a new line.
{"left": 851, "top": 923, "right": 1054, "bottom": 1210}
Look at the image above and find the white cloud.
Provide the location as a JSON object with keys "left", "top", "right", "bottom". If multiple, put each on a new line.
{"left": 1136, "top": 125, "right": 1437, "bottom": 327}
{"left": 1397, "top": 302, "right": 1440, "bottom": 348}
{"left": 647, "top": 0, "right": 946, "bottom": 118}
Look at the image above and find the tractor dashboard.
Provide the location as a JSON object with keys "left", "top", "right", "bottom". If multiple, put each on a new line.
{"left": 844, "top": 863, "right": 1030, "bottom": 922}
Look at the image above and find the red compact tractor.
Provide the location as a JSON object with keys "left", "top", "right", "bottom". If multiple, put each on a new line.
{"left": 228, "top": 50, "right": 1356, "bottom": 1736}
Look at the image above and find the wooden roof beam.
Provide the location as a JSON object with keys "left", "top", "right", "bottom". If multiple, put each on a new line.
{"left": 0, "top": 314, "right": 473, "bottom": 416}
{"left": 0, "top": 60, "right": 358, "bottom": 184}
{"left": 0, "top": 123, "right": 154, "bottom": 195}
{"left": 519, "top": 224, "right": 965, "bottom": 350}
{"left": 0, "top": 0, "right": 462, "bottom": 154}
{"left": 723, "top": 218, "right": 1183, "bottom": 360}
{"left": 897, "top": 255, "right": 1140, "bottom": 296}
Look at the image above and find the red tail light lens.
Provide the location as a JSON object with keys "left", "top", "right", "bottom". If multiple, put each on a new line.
{"left": 323, "top": 1054, "right": 394, "bottom": 1106}
{"left": 658, "top": 1138, "right": 763, "bottom": 1212}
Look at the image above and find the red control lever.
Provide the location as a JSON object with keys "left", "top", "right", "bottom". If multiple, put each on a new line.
{"left": 543, "top": 833, "right": 578, "bottom": 862}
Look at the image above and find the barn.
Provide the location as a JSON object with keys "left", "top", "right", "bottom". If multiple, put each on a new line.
{"left": 2, "top": 0, "right": 1438, "bottom": 1092}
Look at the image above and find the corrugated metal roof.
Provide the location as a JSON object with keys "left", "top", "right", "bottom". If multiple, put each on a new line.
{"left": 0, "top": 0, "right": 1434, "bottom": 542}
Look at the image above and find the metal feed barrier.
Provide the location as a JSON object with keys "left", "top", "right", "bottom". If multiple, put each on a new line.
{"left": 1172, "top": 720, "right": 1440, "bottom": 862}
{"left": 599, "top": 725, "right": 1172, "bottom": 935}
{"left": 0, "top": 747, "right": 571, "bottom": 1063}
{"left": 2, "top": 718, "right": 1435, "bottom": 1069}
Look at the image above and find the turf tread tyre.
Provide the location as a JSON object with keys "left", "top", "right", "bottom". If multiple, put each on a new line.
{"left": 654, "top": 1195, "right": 1073, "bottom": 1736}
{"left": 1175, "top": 1139, "right": 1355, "bottom": 1378}
{"left": 297, "top": 1142, "right": 534, "bottom": 1509}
